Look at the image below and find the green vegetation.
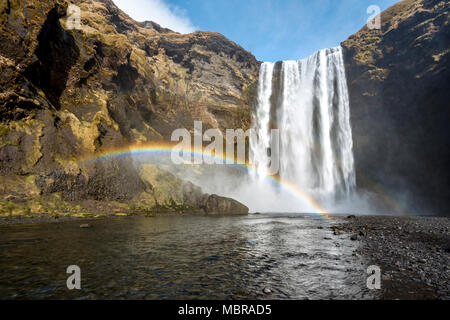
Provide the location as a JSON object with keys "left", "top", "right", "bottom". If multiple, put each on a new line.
{"left": 115, "top": 213, "right": 130, "bottom": 217}
{"left": 0, "top": 124, "right": 10, "bottom": 137}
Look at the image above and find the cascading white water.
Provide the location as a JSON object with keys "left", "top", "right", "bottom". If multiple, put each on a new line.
{"left": 249, "top": 62, "right": 275, "bottom": 179}
{"left": 250, "top": 47, "right": 355, "bottom": 209}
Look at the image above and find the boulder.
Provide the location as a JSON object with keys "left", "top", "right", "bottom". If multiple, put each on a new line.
{"left": 204, "top": 194, "right": 249, "bottom": 215}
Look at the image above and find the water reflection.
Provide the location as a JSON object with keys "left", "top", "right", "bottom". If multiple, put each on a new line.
{"left": 0, "top": 215, "right": 376, "bottom": 299}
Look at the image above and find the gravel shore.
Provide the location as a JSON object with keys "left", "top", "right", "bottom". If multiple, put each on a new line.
{"left": 339, "top": 215, "right": 450, "bottom": 300}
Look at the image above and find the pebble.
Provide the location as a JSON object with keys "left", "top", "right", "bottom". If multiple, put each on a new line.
{"left": 343, "top": 215, "right": 450, "bottom": 299}
{"left": 263, "top": 288, "right": 272, "bottom": 294}
{"left": 80, "top": 224, "right": 91, "bottom": 228}
{"left": 419, "top": 259, "right": 427, "bottom": 264}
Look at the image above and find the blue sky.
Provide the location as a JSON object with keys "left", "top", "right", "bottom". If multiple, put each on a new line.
{"left": 114, "top": 0, "right": 400, "bottom": 62}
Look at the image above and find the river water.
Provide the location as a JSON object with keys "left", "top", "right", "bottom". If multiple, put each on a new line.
{"left": 0, "top": 214, "right": 376, "bottom": 300}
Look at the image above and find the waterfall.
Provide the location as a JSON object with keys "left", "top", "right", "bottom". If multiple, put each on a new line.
{"left": 249, "top": 62, "right": 275, "bottom": 179}
{"left": 250, "top": 47, "right": 356, "bottom": 207}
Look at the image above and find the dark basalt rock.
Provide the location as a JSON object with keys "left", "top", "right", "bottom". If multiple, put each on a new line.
{"left": 35, "top": 159, "right": 147, "bottom": 202}
{"left": 24, "top": 6, "right": 80, "bottom": 110}
{"left": 342, "top": 0, "right": 450, "bottom": 215}
{"left": 33, "top": 160, "right": 249, "bottom": 216}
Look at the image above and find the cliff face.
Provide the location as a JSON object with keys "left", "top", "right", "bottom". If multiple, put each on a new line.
{"left": 0, "top": 0, "right": 259, "bottom": 174}
{"left": 2, "top": 0, "right": 448, "bottom": 217}
{"left": 342, "top": 0, "right": 449, "bottom": 214}
{"left": 0, "top": 0, "right": 255, "bottom": 216}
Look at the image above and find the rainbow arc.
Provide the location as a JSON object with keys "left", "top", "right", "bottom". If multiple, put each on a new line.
{"left": 80, "top": 143, "right": 330, "bottom": 218}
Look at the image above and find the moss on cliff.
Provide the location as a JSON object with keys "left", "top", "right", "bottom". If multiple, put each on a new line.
{"left": 0, "top": 0, "right": 256, "bottom": 218}
{"left": 342, "top": 0, "right": 450, "bottom": 214}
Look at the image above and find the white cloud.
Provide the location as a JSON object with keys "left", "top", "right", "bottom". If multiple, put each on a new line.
{"left": 113, "top": 0, "right": 196, "bottom": 34}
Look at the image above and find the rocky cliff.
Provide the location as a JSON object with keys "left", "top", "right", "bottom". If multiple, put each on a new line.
{"left": 342, "top": 0, "right": 449, "bottom": 214}
{"left": 0, "top": 0, "right": 255, "bottom": 217}
{"left": 2, "top": 0, "right": 448, "bottom": 217}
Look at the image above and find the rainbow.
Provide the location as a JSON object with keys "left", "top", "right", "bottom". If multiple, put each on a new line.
{"left": 79, "top": 143, "right": 330, "bottom": 218}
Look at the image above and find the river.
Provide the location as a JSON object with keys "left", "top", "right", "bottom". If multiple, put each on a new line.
{"left": 0, "top": 214, "right": 376, "bottom": 300}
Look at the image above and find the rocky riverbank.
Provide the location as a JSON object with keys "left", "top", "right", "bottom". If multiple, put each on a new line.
{"left": 338, "top": 215, "right": 450, "bottom": 300}
{"left": 0, "top": 200, "right": 249, "bottom": 226}
{"left": 0, "top": 208, "right": 249, "bottom": 226}
{"left": 0, "top": 163, "right": 249, "bottom": 222}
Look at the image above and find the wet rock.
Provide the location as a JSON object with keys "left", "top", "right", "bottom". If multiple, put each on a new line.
{"left": 80, "top": 224, "right": 91, "bottom": 229}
